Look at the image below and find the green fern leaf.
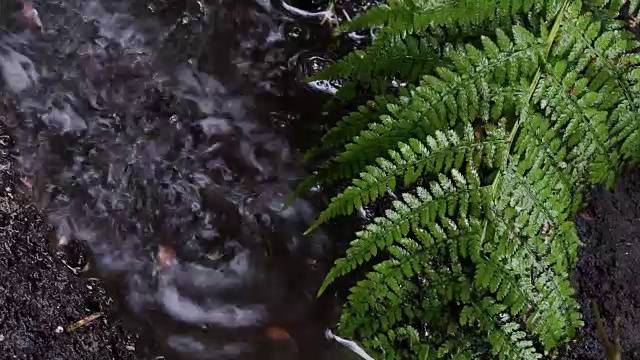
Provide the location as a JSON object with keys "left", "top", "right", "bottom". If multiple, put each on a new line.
{"left": 306, "top": 0, "right": 640, "bottom": 358}
{"left": 317, "top": 167, "right": 486, "bottom": 294}
{"left": 306, "top": 124, "right": 506, "bottom": 231}
{"left": 344, "top": 0, "right": 554, "bottom": 34}
{"left": 306, "top": 27, "right": 542, "bottom": 186}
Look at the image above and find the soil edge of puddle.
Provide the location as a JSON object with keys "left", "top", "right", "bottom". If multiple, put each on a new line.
{"left": 0, "top": 123, "right": 149, "bottom": 360}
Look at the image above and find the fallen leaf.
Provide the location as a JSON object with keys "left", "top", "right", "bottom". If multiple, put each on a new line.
{"left": 266, "top": 326, "right": 291, "bottom": 342}
{"left": 157, "top": 245, "right": 177, "bottom": 269}
{"left": 580, "top": 209, "right": 595, "bottom": 221}
{"left": 18, "top": 1, "right": 43, "bottom": 32}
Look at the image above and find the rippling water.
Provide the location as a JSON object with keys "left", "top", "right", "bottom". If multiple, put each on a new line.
{"left": 0, "top": 0, "right": 346, "bottom": 358}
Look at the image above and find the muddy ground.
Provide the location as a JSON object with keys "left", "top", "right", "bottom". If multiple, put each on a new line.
{"left": 0, "top": 123, "right": 149, "bottom": 359}
{"left": 563, "top": 166, "right": 640, "bottom": 360}
{"left": 2, "top": 124, "right": 640, "bottom": 359}
{"left": 4, "top": 128, "right": 640, "bottom": 360}
{"left": 1, "top": 119, "right": 640, "bottom": 359}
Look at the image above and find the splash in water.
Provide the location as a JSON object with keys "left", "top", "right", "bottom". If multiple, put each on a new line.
{"left": 0, "top": 0, "right": 344, "bottom": 359}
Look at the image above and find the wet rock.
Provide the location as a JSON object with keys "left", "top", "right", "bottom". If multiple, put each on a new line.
{"left": 198, "top": 116, "right": 232, "bottom": 136}
{"left": 0, "top": 45, "right": 38, "bottom": 93}
{"left": 42, "top": 100, "right": 87, "bottom": 132}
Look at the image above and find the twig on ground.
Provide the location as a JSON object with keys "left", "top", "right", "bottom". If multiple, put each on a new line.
{"left": 592, "top": 299, "right": 622, "bottom": 360}
{"left": 325, "top": 329, "right": 376, "bottom": 360}
{"left": 281, "top": 1, "right": 338, "bottom": 26}
{"left": 65, "top": 313, "right": 102, "bottom": 332}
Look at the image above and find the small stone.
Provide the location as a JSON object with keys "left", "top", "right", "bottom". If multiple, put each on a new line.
{"left": 0, "top": 334, "right": 5, "bottom": 341}
{"left": 54, "top": 326, "right": 64, "bottom": 334}
{"left": 156, "top": 245, "right": 177, "bottom": 269}
{"left": 126, "top": 345, "right": 135, "bottom": 351}
{"left": 57, "top": 236, "right": 69, "bottom": 247}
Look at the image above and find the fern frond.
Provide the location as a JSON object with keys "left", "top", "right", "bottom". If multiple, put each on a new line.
{"left": 338, "top": 237, "right": 439, "bottom": 343}
{"left": 311, "top": 32, "right": 443, "bottom": 96}
{"left": 547, "top": 9, "right": 640, "bottom": 182}
{"left": 306, "top": 123, "right": 506, "bottom": 232}
{"left": 594, "top": 0, "right": 640, "bottom": 15}
{"left": 317, "top": 167, "right": 485, "bottom": 294}
{"left": 307, "top": 0, "right": 640, "bottom": 358}
{"left": 610, "top": 99, "right": 640, "bottom": 162}
{"left": 610, "top": 52, "right": 640, "bottom": 162}
{"left": 315, "top": 12, "right": 542, "bottom": 102}
{"left": 310, "top": 27, "right": 542, "bottom": 185}
{"left": 462, "top": 298, "right": 542, "bottom": 360}
{"left": 345, "top": 0, "right": 557, "bottom": 34}
{"left": 340, "top": 216, "right": 483, "bottom": 359}
{"left": 304, "top": 94, "right": 399, "bottom": 162}
{"left": 486, "top": 211, "right": 582, "bottom": 349}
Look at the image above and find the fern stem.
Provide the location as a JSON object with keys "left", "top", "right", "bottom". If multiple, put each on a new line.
{"left": 510, "top": 0, "right": 572, "bottom": 151}
{"left": 483, "top": 0, "right": 572, "bottom": 252}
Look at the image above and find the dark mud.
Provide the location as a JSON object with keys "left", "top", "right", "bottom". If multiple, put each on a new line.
{"left": 0, "top": 123, "right": 146, "bottom": 359}
{"left": 565, "top": 167, "right": 640, "bottom": 360}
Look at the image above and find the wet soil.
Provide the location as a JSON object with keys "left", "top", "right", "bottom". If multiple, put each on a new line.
{"left": 0, "top": 124, "right": 147, "bottom": 359}
{"left": 565, "top": 166, "right": 640, "bottom": 360}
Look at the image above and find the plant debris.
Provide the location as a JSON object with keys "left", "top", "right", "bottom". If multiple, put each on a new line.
{"left": 65, "top": 313, "right": 103, "bottom": 332}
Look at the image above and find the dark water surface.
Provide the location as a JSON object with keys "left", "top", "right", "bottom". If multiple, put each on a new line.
{"left": 0, "top": 0, "right": 351, "bottom": 358}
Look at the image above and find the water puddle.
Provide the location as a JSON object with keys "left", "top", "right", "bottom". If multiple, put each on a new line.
{"left": 0, "top": 0, "right": 346, "bottom": 358}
